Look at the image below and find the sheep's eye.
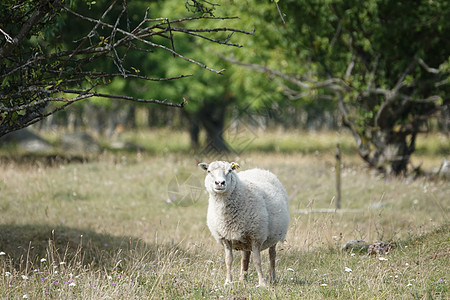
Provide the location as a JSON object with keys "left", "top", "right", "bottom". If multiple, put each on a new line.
{"left": 207, "top": 170, "right": 211, "bottom": 173}
{"left": 228, "top": 169, "right": 232, "bottom": 173}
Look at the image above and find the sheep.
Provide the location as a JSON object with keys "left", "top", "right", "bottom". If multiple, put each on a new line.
{"left": 198, "top": 161, "right": 289, "bottom": 286}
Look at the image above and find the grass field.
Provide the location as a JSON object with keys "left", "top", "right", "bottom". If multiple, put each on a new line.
{"left": 0, "top": 130, "right": 448, "bottom": 299}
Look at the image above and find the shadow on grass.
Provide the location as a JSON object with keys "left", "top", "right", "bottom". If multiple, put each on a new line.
{"left": 0, "top": 224, "right": 187, "bottom": 271}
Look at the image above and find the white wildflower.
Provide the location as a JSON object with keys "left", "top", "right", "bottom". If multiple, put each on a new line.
{"left": 23, "top": 295, "right": 29, "bottom": 299}
{"left": 321, "top": 283, "right": 328, "bottom": 287}
{"left": 68, "top": 282, "right": 76, "bottom": 287}
{"left": 287, "top": 268, "right": 295, "bottom": 272}
{"left": 5, "top": 272, "right": 11, "bottom": 277}
{"left": 21, "top": 275, "right": 29, "bottom": 280}
{"left": 407, "top": 283, "right": 413, "bottom": 287}
{"left": 40, "top": 258, "right": 47, "bottom": 263}
{"left": 344, "top": 267, "right": 352, "bottom": 273}
{"left": 0, "top": 251, "right": 6, "bottom": 256}
{"left": 379, "top": 257, "right": 388, "bottom": 261}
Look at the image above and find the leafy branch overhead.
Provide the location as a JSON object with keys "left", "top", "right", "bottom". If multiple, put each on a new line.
{"left": 220, "top": 0, "right": 449, "bottom": 175}
{"left": 0, "top": 0, "right": 253, "bottom": 136}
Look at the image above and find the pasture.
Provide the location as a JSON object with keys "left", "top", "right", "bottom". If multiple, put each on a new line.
{"left": 0, "top": 130, "right": 448, "bottom": 299}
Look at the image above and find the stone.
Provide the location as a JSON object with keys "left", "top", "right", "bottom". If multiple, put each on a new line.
{"left": 342, "top": 240, "right": 369, "bottom": 253}
{"left": 0, "top": 128, "right": 53, "bottom": 152}
{"left": 60, "top": 132, "right": 101, "bottom": 154}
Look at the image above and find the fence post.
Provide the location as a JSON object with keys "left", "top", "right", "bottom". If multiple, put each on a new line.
{"left": 335, "top": 143, "right": 341, "bottom": 210}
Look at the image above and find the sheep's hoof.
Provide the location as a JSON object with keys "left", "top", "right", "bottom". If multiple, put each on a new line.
{"left": 256, "top": 280, "right": 268, "bottom": 287}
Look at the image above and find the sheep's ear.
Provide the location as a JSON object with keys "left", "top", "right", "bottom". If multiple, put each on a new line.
{"left": 198, "top": 163, "right": 209, "bottom": 171}
{"left": 231, "top": 162, "right": 240, "bottom": 170}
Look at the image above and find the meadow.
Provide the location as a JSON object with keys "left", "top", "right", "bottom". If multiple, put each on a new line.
{"left": 0, "top": 130, "right": 448, "bottom": 299}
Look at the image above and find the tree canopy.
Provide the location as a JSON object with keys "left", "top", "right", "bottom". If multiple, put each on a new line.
{"left": 219, "top": 0, "right": 450, "bottom": 174}
{"left": 0, "top": 0, "right": 252, "bottom": 137}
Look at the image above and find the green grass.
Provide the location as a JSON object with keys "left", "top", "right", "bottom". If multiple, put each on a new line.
{"left": 0, "top": 131, "right": 448, "bottom": 298}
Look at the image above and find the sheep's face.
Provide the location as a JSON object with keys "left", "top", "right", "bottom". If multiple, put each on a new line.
{"left": 198, "top": 161, "right": 240, "bottom": 194}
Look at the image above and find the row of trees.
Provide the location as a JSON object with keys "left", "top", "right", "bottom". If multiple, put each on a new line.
{"left": 1, "top": 0, "right": 449, "bottom": 175}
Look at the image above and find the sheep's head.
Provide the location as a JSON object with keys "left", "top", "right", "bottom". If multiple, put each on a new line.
{"left": 198, "top": 161, "right": 240, "bottom": 194}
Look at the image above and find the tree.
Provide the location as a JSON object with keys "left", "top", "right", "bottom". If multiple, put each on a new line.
{"left": 0, "top": 0, "right": 252, "bottom": 137}
{"left": 222, "top": 0, "right": 450, "bottom": 175}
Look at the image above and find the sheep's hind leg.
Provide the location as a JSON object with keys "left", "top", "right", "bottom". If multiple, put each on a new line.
{"left": 239, "top": 250, "right": 250, "bottom": 282}
{"left": 222, "top": 240, "right": 233, "bottom": 285}
{"left": 268, "top": 245, "right": 276, "bottom": 283}
{"left": 252, "top": 241, "right": 267, "bottom": 287}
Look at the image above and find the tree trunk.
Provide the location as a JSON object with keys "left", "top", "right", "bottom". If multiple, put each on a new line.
{"left": 185, "top": 94, "right": 234, "bottom": 153}
{"left": 362, "top": 130, "right": 417, "bottom": 175}
{"left": 198, "top": 98, "right": 229, "bottom": 153}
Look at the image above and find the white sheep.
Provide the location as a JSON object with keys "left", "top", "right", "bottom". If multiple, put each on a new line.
{"left": 198, "top": 161, "right": 289, "bottom": 286}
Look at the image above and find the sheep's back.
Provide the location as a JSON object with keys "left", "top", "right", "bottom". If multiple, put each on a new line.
{"left": 238, "top": 168, "right": 289, "bottom": 249}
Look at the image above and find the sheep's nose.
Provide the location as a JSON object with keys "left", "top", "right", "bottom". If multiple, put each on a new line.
{"left": 215, "top": 180, "right": 226, "bottom": 186}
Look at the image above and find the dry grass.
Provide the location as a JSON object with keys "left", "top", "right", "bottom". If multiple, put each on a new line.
{"left": 0, "top": 130, "right": 448, "bottom": 298}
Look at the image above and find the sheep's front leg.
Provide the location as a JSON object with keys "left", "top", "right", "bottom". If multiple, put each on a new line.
{"left": 252, "top": 241, "right": 267, "bottom": 287}
{"left": 239, "top": 250, "right": 250, "bottom": 282}
{"left": 222, "top": 240, "right": 233, "bottom": 285}
{"left": 268, "top": 245, "right": 276, "bottom": 283}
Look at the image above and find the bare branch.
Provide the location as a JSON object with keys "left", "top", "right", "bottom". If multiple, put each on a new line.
{"left": 61, "top": 6, "right": 249, "bottom": 74}
{"left": 0, "top": 28, "right": 14, "bottom": 43}
{"left": 417, "top": 57, "right": 440, "bottom": 74}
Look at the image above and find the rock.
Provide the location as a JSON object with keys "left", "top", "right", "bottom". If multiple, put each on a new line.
{"left": 342, "top": 240, "right": 369, "bottom": 253}
{"left": 0, "top": 128, "right": 53, "bottom": 152}
{"left": 436, "top": 159, "right": 450, "bottom": 178}
{"left": 109, "top": 141, "right": 143, "bottom": 151}
{"left": 367, "top": 242, "right": 395, "bottom": 255}
{"left": 60, "top": 132, "right": 101, "bottom": 154}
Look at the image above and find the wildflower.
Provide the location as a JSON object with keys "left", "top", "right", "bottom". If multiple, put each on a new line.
{"left": 59, "top": 262, "right": 66, "bottom": 265}
{"left": 344, "top": 267, "right": 352, "bottom": 273}
{"left": 23, "top": 295, "right": 29, "bottom": 299}
{"left": 0, "top": 251, "right": 6, "bottom": 256}
{"left": 405, "top": 263, "right": 409, "bottom": 266}
{"left": 438, "top": 279, "right": 443, "bottom": 283}
{"left": 41, "top": 278, "right": 47, "bottom": 282}
{"left": 52, "top": 280, "right": 59, "bottom": 285}
{"left": 21, "top": 275, "right": 29, "bottom": 280}
{"left": 378, "top": 257, "right": 388, "bottom": 261}
{"left": 40, "top": 258, "right": 47, "bottom": 263}
{"left": 112, "top": 282, "right": 117, "bottom": 286}
{"left": 321, "top": 283, "right": 328, "bottom": 287}
{"left": 350, "top": 253, "right": 355, "bottom": 257}
{"left": 287, "top": 268, "right": 295, "bottom": 272}
{"left": 5, "top": 272, "right": 11, "bottom": 277}
{"left": 407, "top": 283, "right": 413, "bottom": 287}
{"left": 69, "top": 282, "right": 76, "bottom": 287}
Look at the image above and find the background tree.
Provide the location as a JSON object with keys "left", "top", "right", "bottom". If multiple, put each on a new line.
{"left": 0, "top": 0, "right": 252, "bottom": 137}
{"left": 220, "top": 0, "right": 450, "bottom": 175}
